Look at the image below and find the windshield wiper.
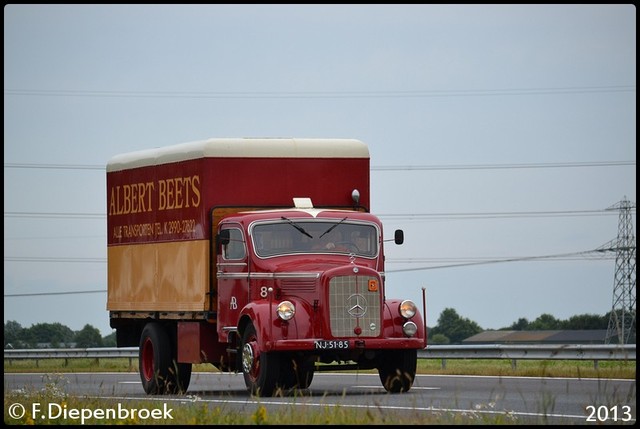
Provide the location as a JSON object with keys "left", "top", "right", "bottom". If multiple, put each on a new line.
{"left": 319, "top": 217, "right": 348, "bottom": 238}
{"left": 281, "top": 216, "right": 313, "bottom": 238}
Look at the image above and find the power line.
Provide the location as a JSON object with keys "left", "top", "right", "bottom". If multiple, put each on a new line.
{"left": 3, "top": 208, "right": 630, "bottom": 221}
{"left": 3, "top": 85, "right": 635, "bottom": 99}
{"left": 3, "top": 246, "right": 628, "bottom": 267}
{"left": 4, "top": 160, "right": 635, "bottom": 171}
{"left": 388, "top": 255, "right": 616, "bottom": 263}
{"left": 3, "top": 163, "right": 104, "bottom": 170}
{"left": 4, "top": 290, "right": 106, "bottom": 297}
{"left": 372, "top": 160, "right": 635, "bottom": 171}
{"left": 4, "top": 257, "right": 105, "bottom": 263}
{"left": 378, "top": 209, "right": 627, "bottom": 221}
{"left": 386, "top": 247, "right": 630, "bottom": 273}
{"left": 4, "top": 212, "right": 105, "bottom": 219}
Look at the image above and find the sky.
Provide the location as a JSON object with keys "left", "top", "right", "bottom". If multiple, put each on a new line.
{"left": 3, "top": 4, "right": 636, "bottom": 337}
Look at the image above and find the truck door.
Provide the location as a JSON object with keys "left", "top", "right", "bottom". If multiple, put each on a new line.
{"left": 217, "top": 224, "right": 249, "bottom": 341}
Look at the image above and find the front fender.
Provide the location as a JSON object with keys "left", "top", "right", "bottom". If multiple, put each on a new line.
{"left": 383, "top": 298, "right": 427, "bottom": 346}
{"left": 239, "top": 300, "right": 301, "bottom": 352}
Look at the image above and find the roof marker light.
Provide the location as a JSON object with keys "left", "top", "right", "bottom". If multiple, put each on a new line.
{"left": 352, "top": 189, "right": 360, "bottom": 205}
{"left": 293, "top": 197, "right": 313, "bottom": 208}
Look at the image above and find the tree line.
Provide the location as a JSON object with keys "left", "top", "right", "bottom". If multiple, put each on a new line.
{"left": 4, "top": 321, "right": 116, "bottom": 349}
{"left": 3, "top": 308, "right": 630, "bottom": 349}
{"left": 427, "top": 308, "right": 622, "bottom": 344}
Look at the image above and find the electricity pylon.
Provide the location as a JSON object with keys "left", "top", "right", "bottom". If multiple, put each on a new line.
{"left": 602, "top": 197, "right": 636, "bottom": 344}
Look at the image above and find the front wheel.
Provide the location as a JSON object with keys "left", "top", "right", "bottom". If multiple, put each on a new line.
{"left": 279, "top": 354, "right": 315, "bottom": 390}
{"left": 377, "top": 349, "right": 417, "bottom": 393}
{"left": 241, "top": 323, "right": 280, "bottom": 396}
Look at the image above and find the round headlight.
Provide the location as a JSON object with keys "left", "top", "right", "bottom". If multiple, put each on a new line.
{"left": 276, "top": 300, "right": 296, "bottom": 320}
{"left": 399, "top": 300, "right": 417, "bottom": 319}
{"left": 403, "top": 321, "right": 418, "bottom": 337}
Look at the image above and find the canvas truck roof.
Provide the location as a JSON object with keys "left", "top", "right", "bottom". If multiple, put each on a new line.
{"left": 107, "top": 138, "right": 369, "bottom": 172}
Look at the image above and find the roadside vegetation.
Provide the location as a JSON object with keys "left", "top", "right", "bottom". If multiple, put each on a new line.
{"left": 4, "top": 359, "right": 635, "bottom": 425}
{"left": 4, "top": 385, "right": 523, "bottom": 425}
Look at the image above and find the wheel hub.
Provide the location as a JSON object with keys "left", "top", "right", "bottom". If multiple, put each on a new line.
{"left": 242, "top": 342, "right": 255, "bottom": 373}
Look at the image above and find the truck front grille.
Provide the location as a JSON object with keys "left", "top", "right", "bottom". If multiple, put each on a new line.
{"left": 328, "top": 275, "right": 381, "bottom": 337}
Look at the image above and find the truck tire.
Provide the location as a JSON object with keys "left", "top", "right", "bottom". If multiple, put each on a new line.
{"left": 170, "top": 359, "right": 192, "bottom": 395}
{"left": 279, "top": 354, "right": 315, "bottom": 390}
{"left": 241, "top": 322, "right": 280, "bottom": 396}
{"left": 139, "top": 322, "right": 192, "bottom": 395}
{"left": 377, "top": 349, "right": 417, "bottom": 393}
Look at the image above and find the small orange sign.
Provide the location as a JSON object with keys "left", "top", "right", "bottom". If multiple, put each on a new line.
{"left": 368, "top": 279, "right": 378, "bottom": 292}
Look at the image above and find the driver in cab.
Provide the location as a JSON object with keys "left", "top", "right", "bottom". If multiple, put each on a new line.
{"left": 313, "top": 228, "right": 349, "bottom": 252}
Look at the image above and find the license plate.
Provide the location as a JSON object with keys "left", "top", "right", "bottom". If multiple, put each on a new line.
{"left": 314, "top": 340, "right": 349, "bottom": 349}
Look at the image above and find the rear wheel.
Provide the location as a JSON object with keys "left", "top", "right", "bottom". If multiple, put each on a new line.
{"left": 377, "top": 349, "right": 417, "bottom": 393}
{"left": 139, "top": 323, "right": 192, "bottom": 394}
{"left": 139, "top": 323, "right": 171, "bottom": 394}
{"left": 241, "top": 323, "right": 280, "bottom": 396}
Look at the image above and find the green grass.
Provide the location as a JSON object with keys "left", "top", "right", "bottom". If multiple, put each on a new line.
{"left": 4, "top": 357, "right": 636, "bottom": 379}
{"left": 416, "top": 358, "right": 636, "bottom": 379}
{"left": 4, "top": 388, "right": 522, "bottom": 425}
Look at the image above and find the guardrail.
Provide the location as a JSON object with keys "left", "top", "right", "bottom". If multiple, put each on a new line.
{"left": 5, "top": 347, "right": 137, "bottom": 359}
{"left": 4, "top": 347, "right": 138, "bottom": 367}
{"left": 418, "top": 344, "right": 636, "bottom": 369}
{"left": 4, "top": 344, "right": 635, "bottom": 370}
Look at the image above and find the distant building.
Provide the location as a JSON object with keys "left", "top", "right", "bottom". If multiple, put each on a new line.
{"left": 463, "top": 330, "right": 608, "bottom": 345}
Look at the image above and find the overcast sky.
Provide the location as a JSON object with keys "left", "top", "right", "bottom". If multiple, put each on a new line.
{"left": 4, "top": 4, "right": 636, "bottom": 337}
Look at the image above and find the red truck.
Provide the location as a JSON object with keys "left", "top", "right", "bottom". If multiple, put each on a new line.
{"left": 107, "top": 138, "right": 426, "bottom": 396}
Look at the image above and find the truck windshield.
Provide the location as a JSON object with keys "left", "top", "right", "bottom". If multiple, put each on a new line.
{"left": 252, "top": 220, "right": 379, "bottom": 258}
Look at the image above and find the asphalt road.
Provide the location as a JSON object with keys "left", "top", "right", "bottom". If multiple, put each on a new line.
{"left": 4, "top": 372, "right": 636, "bottom": 425}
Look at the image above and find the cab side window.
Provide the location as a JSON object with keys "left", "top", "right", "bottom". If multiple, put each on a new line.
{"left": 223, "top": 228, "right": 246, "bottom": 260}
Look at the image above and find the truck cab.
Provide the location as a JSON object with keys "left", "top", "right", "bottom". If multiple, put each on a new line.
{"left": 215, "top": 200, "right": 425, "bottom": 395}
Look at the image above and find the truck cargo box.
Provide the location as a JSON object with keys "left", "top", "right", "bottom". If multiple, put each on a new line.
{"left": 106, "top": 138, "right": 370, "bottom": 312}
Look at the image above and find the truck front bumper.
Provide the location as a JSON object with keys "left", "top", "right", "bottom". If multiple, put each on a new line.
{"left": 266, "top": 337, "right": 426, "bottom": 352}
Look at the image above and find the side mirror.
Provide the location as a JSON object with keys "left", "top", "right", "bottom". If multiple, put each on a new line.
{"left": 394, "top": 229, "right": 404, "bottom": 245}
{"left": 217, "top": 229, "right": 230, "bottom": 246}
